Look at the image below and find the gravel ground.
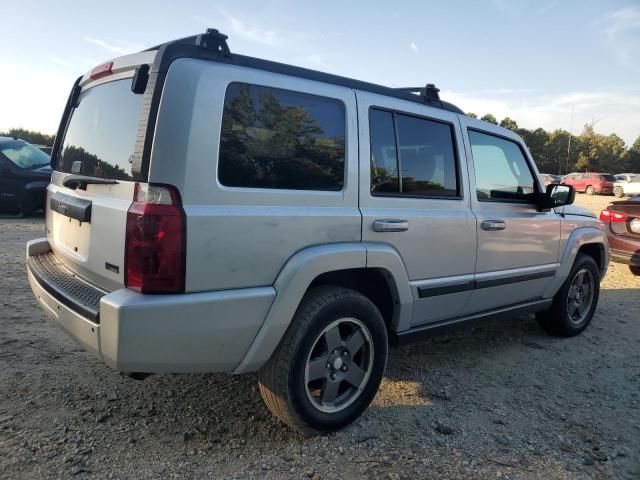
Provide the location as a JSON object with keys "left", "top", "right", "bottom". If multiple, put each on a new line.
{"left": 1, "top": 194, "right": 639, "bottom": 479}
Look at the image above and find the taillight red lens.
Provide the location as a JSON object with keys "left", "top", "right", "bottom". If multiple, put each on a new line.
{"left": 125, "top": 183, "right": 186, "bottom": 293}
{"left": 599, "top": 209, "right": 628, "bottom": 223}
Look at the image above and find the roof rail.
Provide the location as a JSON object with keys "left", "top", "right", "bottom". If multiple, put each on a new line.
{"left": 394, "top": 84, "right": 441, "bottom": 102}
{"left": 146, "top": 28, "right": 231, "bottom": 57}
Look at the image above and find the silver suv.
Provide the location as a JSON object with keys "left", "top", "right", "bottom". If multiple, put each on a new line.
{"left": 27, "top": 29, "right": 608, "bottom": 434}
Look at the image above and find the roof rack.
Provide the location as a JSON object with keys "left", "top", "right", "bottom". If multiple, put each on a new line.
{"left": 143, "top": 29, "right": 464, "bottom": 114}
{"left": 394, "top": 84, "right": 441, "bottom": 102}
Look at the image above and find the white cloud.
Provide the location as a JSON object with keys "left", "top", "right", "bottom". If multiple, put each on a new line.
{"left": 536, "top": 2, "right": 556, "bottom": 16}
{"left": 443, "top": 89, "right": 640, "bottom": 145}
{"left": 84, "top": 37, "right": 138, "bottom": 55}
{"left": 410, "top": 42, "right": 418, "bottom": 53}
{"left": 603, "top": 6, "right": 640, "bottom": 70}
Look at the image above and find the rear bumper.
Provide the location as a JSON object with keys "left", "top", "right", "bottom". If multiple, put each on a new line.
{"left": 27, "top": 238, "right": 275, "bottom": 373}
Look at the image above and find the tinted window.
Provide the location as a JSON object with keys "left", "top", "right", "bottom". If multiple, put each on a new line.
{"left": 1, "top": 140, "right": 50, "bottom": 169}
{"left": 469, "top": 130, "right": 536, "bottom": 201}
{"left": 218, "top": 83, "right": 345, "bottom": 191}
{"left": 600, "top": 174, "right": 616, "bottom": 181}
{"left": 369, "top": 109, "right": 399, "bottom": 193}
{"left": 56, "top": 79, "right": 143, "bottom": 180}
{"left": 369, "top": 108, "right": 459, "bottom": 197}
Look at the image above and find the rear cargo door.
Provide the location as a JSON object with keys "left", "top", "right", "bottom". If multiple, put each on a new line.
{"left": 47, "top": 53, "right": 155, "bottom": 292}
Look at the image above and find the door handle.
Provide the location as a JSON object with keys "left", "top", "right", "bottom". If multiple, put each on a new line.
{"left": 373, "top": 219, "right": 409, "bottom": 232}
{"left": 481, "top": 219, "right": 507, "bottom": 231}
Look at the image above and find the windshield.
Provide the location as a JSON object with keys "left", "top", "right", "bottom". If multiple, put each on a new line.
{"left": 1, "top": 141, "right": 50, "bottom": 168}
{"left": 600, "top": 174, "right": 616, "bottom": 181}
{"left": 54, "top": 78, "right": 143, "bottom": 180}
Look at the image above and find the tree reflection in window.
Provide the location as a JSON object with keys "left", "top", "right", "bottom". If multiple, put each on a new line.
{"left": 219, "top": 83, "right": 345, "bottom": 191}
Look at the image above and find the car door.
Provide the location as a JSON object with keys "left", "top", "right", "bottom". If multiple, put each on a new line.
{"left": 459, "top": 117, "right": 562, "bottom": 314}
{"left": 357, "top": 91, "right": 477, "bottom": 328}
{"left": 628, "top": 176, "right": 640, "bottom": 195}
{"left": 0, "top": 155, "right": 20, "bottom": 211}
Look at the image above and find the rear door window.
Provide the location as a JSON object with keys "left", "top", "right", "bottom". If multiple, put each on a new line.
{"left": 218, "top": 83, "right": 346, "bottom": 191}
{"left": 55, "top": 79, "right": 144, "bottom": 180}
{"left": 369, "top": 108, "right": 459, "bottom": 197}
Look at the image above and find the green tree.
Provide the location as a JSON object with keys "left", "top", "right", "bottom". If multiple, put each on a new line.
{"left": 467, "top": 112, "right": 478, "bottom": 118}
{"left": 0, "top": 128, "right": 55, "bottom": 146}
{"left": 480, "top": 113, "right": 498, "bottom": 124}
{"left": 622, "top": 135, "right": 640, "bottom": 172}
{"left": 499, "top": 117, "right": 518, "bottom": 131}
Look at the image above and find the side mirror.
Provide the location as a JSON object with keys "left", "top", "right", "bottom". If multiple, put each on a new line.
{"left": 538, "top": 184, "right": 575, "bottom": 210}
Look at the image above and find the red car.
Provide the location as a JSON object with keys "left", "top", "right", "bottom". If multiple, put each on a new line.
{"left": 599, "top": 195, "right": 640, "bottom": 275}
{"left": 563, "top": 172, "right": 616, "bottom": 195}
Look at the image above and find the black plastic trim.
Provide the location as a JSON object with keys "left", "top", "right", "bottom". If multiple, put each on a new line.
{"left": 391, "top": 298, "right": 553, "bottom": 346}
{"left": 27, "top": 255, "right": 102, "bottom": 322}
{"left": 418, "top": 280, "right": 475, "bottom": 298}
{"left": 475, "top": 269, "right": 556, "bottom": 289}
{"left": 49, "top": 192, "right": 92, "bottom": 222}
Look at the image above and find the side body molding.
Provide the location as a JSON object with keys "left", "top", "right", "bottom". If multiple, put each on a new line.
{"left": 542, "top": 226, "right": 608, "bottom": 299}
{"left": 233, "top": 242, "right": 413, "bottom": 373}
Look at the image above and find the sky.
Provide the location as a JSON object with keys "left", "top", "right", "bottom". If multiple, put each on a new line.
{"left": 1, "top": 0, "right": 639, "bottom": 145}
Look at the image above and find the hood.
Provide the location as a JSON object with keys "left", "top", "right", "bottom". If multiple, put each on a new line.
{"left": 33, "top": 164, "right": 52, "bottom": 174}
{"left": 556, "top": 204, "right": 596, "bottom": 218}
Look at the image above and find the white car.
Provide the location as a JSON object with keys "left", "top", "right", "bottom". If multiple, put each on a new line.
{"left": 613, "top": 174, "right": 640, "bottom": 197}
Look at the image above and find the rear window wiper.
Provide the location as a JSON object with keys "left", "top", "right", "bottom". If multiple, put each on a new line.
{"left": 63, "top": 175, "right": 119, "bottom": 190}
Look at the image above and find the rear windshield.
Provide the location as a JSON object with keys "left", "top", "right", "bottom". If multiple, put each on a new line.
{"left": 1, "top": 140, "right": 50, "bottom": 169}
{"left": 54, "top": 79, "right": 143, "bottom": 180}
{"left": 600, "top": 174, "right": 616, "bottom": 181}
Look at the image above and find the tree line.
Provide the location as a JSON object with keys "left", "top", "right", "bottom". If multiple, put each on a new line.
{"left": 469, "top": 113, "right": 640, "bottom": 175}
{"left": 4, "top": 117, "right": 640, "bottom": 175}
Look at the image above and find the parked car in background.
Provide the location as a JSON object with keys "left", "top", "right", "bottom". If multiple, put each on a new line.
{"left": 600, "top": 195, "right": 640, "bottom": 275}
{"left": 613, "top": 174, "right": 640, "bottom": 198}
{"left": 540, "top": 173, "right": 561, "bottom": 187}
{"left": 562, "top": 172, "right": 615, "bottom": 195}
{"left": 0, "top": 136, "right": 51, "bottom": 215}
{"left": 26, "top": 28, "right": 608, "bottom": 435}
{"left": 614, "top": 173, "right": 638, "bottom": 183}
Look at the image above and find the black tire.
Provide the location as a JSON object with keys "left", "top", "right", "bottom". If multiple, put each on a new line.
{"left": 19, "top": 193, "right": 36, "bottom": 217}
{"left": 536, "top": 253, "right": 600, "bottom": 337}
{"left": 630, "top": 265, "right": 640, "bottom": 276}
{"left": 258, "top": 286, "right": 388, "bottom": 435}
{"left": 585, "top": 185, "right": 595, "bottom": 195}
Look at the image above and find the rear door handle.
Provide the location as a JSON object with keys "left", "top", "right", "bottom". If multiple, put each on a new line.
{"left": 373, "top": 219, "right": 409, "bottom": 232}
{"left": 481, "top": 219, "right": 507, "bottom": 231}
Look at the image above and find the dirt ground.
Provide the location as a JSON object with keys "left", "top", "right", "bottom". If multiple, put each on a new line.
{"left": 1, "top": 194, "right": 638, "bottom": 479}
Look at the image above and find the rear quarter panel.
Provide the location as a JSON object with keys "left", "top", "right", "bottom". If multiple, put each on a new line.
{"left": 148, "top": 59, "right": 361, "bottom": 291}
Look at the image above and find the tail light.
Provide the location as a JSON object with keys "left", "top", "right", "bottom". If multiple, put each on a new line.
{"left": 599, "top": 209, "right": 628, "bottom": 223}
{"left": 125, "top": 183, "right": 186, "bottom": 293}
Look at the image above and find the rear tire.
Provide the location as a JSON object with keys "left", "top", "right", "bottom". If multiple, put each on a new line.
{"left": 613, "top": 186, "right": 624, "bottom": 198}
{"left": 536, "top": 253, "right": 600, "bottom": 337}
{"left": 585, "top": 185, "right": 595, "bottom": 195}
{"left": 258, "top": 286, "right": 388, "bottom": 435}
{"left": 630, "top": 265, "right": 640, "bottom": 276}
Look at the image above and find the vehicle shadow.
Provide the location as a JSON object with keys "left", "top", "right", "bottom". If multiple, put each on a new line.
{"left": 103, "top": 286, "right": 639, "bottom": 448}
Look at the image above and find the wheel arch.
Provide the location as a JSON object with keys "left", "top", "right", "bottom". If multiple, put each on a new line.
{"left": 542, "top": 226, "right": 608, "bottom": 298}
{"left": 233, "top": 243, "right": 413, "bottom": 373}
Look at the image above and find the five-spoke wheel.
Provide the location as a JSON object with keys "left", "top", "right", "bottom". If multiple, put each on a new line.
{"left": 305, "top": 318, "right": 373, "bottom": 413}
{"left": 258, "top": 286, "right": 387, "bottom": 435}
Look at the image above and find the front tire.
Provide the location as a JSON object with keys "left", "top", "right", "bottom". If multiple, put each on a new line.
{"left": 536, "top": 253, "right": 600, "bottom": 337}
{"left": 613, "top": 186, "right": 624, "bottom": 198}
{"left": 258, "top": 286, "right": 388, "bottom": 435}
{"left": 585, "top": 185, "right": 595, "bottom": 195}
{"left": 630, "top": 265, "right": 640, "bottom": 276}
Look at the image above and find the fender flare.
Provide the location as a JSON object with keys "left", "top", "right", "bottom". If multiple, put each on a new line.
{"left": 542, "top": 226, "right": 608, "bottom": 298}
{"left": 233, "top": 242, "right": 413, "bottom": 373}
